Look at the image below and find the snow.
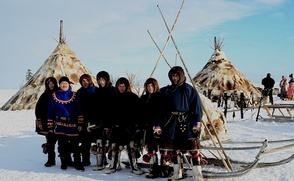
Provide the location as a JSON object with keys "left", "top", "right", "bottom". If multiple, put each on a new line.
{"left": 0, "top": 89, "right": 294, "bottom": 181}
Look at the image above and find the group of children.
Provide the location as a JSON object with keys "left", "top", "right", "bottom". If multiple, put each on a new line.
{"left": 35, "top": 66, "right": 204, "bottom": 180}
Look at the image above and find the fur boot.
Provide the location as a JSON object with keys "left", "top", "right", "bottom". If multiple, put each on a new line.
{"left": 190, "top": 152, "right": 204, "bottom": 181}
{"left": 60, "top": 157, "right": 67, "bottom": 170}
{"left": 93, "top": 139, "right": 105, "bottom": 171}
{"left": 192, "top": 165, "right": 204, "bottom": 181}
{"left": 146, "top": 153, "right": 160, "bottom": 179}
{"left": 168, "top": 164, "right": 183, "bottom": 180}
{"left": 104, "top": 143, "right": 119, "bottom": 174}
{"left": 159, "top": 150, "right": 172, "bottom": 178}
{"left": 168, "top": 151, "right": 183, "bottom": 180}
{"left": 82, "top": 152, "right": 91, "bottom": 166}
{"left": 128, "top": 141, "right": 143, "bottom": 175}
{"left": 44, "top": 144, "right": 55, "bottom": 167}
{"left": 74, "top": 154, "right": 85, "bottom": 171}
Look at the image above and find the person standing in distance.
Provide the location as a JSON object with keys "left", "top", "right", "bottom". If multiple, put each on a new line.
{"left": 261, "top": 73, "right": 275, "bottom": 105}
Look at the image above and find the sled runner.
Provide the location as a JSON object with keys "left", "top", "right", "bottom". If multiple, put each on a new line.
{"left": 199, "top": 138, "right": 294, "bottom": 178}
{"left": 121, "top": 136, "right": 294, "bottom": 180}
{"left": 230, "top": 154, "right": 294, "bottom": 168}
{"left": 201, "top": 140, "right": 267, "bottom": 179}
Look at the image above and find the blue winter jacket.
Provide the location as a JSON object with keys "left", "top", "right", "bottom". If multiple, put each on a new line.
{"left": 160, "top": 83, "right": 203, "bottom": 140}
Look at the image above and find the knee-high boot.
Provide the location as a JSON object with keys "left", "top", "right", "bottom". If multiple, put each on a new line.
{"left": 60, "top": 156, "right": 67, "bottom": 170}
{"left": 190, "top": 152, "right": 204, "bottom": 181}
{"left": 44, "top": 132, "right": 56, "bottom": 167}
{"left": 58, "top": 143, "right": 67, "bottom": 170}
{"left": 169, "top": 151, "right": 183, "bottom": 180}
{"left": 159, "top": 150, "right": 172, "bottom": 178}
{"left": 45, "top": 144, "right": 56, "bottom": 167}
{"left": 146, "top": 152, "right": 159, "bottom": 178}
{"left": 74, "top": 153, "right": 85, "bottom": 171}
{"left": 104, "top": 143, "right": 119, "bottom": 174}
{"left": 93, "top": 139, "right": 105, "bottom": 171}
{"left": 128, "top": 141, "right": 143, "bottom": 175}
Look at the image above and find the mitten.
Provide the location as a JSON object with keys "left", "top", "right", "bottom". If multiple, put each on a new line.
{"left": 47, "top": 119, "right": 54, "bottom": 132}
{"left": 77, "top": 116, "right": 84, "bottom": 132}
{"left": 153, "top": 126, "right": 162, "bottom": 139}
{"left": 87, "top": 124, "right": 97, "bottom": 132}
{"left": 192, "top": 122, "right": 201, "bottom": 138}
{"left": 36, "top": 119, "right": 43, "bottom": 130}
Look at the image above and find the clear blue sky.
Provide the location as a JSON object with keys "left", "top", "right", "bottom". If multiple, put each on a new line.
{"left": 0, "top": 0, "right": 293, "bottom": 89}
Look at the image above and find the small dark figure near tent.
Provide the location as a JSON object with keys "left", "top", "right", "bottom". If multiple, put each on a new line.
{"left": 261, "top": 73, "right": 275, "bottom": 105}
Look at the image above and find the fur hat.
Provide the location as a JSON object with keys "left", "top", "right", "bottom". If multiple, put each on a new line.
{"left": 168, "top": 66, "right": 186, "bottom": 86}
{"left": 59, "top": 76, "right": 73, "bottom": 85}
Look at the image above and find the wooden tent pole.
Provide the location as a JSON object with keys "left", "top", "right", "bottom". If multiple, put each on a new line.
{"left": 149, "top": 0, "right": 185, "bottom": 78}
{"left": 147, "top": 30, "right": 172, "bottom": 68}
{"left": 157, "top": 4, "right": 195, "bottom": 89}
{"left": 59, "top": 20, "right": 63, "bottom": 44}
{"left": 157, "top": 4, "right": 234, "bottom": 172}
{"left": 202, "top": 123, "right": 232, "bottom": 171}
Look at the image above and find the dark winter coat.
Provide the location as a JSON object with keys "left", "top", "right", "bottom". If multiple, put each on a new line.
{"left": 76, "top": 85, "right": 98, "bottom": 128}
{"left": 47, "top": 87, "right": 83, "bottom": 136}
{"left": 140, "top": 92, "right": 166, "bottom": 127}
{"left": 140, "top": 91, "right": 166, "bottom": 149}
{"left": 35, "top": 91, "right": 54, "bottom": 133}
{"left": 262, "top": 75, "right": 275, "bottom": 89}
{"left": 109, "top": 91, "right": 140, "bottom": 145}
{"left": 91, "top": 85, "right": 116, "bottom": 129}
{"left": 35, "top": 77, "right": 58, "bottom": 133}
{"left": 160, "top": 83, "right": 203, "bottom": 141}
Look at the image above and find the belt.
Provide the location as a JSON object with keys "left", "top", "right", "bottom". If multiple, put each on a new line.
{"left": 171, "top": 111, "right": 186, "bottom": 116}
{"left": 56, "top": 116, "right": 71, "bottom": 121}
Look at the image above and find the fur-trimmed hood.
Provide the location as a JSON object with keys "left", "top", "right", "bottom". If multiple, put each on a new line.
{"left": 96, "top": 71, "right": 112, "bottom": 88}
{"left": 168, "top": 66, "right": 186, "bottom": 86}
{"left": 115, "top": 77, "right": 130, "bottom": 93}
{"left": 45, "top": 77, "right": 58, "bottom": 93}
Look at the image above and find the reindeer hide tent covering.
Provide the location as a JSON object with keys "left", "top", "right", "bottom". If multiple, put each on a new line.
{"left": 193, "top": 47, "right": 262, "bottom": 105}
{"left": 1, "top": 41, "right": 96, "bottom": 111}
{"left": 199, "top": 93, "right": 227, "bottom": 141}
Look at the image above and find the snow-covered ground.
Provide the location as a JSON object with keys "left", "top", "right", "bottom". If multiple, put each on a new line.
{"left": 0, "top": 89, "right": 293, "bottom": 181}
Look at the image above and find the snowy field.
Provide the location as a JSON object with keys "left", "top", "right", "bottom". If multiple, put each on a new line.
{"left": 0, "top": 89, "right": 294, "bottom": 181}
